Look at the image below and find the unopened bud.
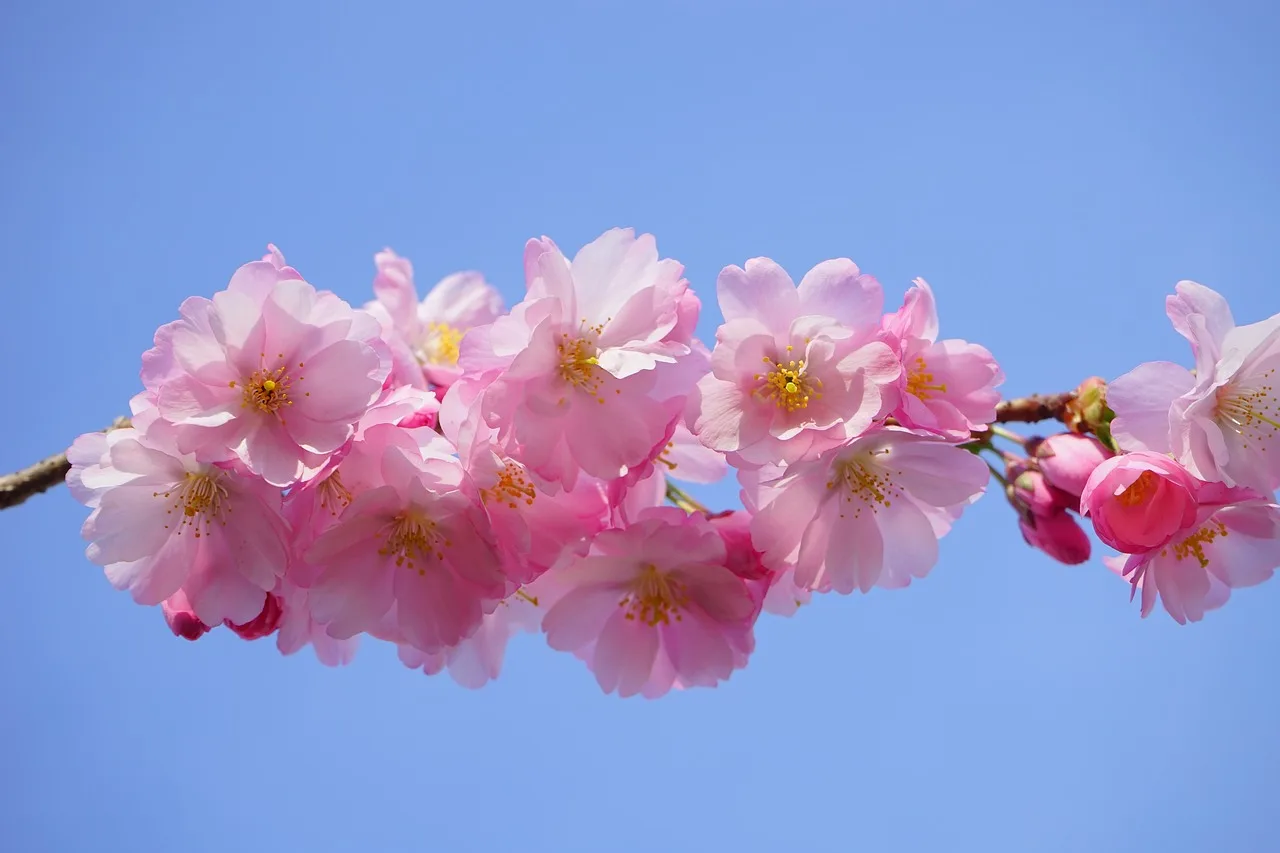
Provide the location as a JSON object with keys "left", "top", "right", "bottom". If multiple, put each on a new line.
{"left": 1032, "top": 433, "right": 1113, "bottom": 498}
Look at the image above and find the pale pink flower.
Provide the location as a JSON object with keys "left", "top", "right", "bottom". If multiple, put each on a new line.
{"left": 751, "top": 428, "right": 989, "bottom": 594}
{"left": 305, "top": 427, "right": 509, "bottom": 654}
{"left": 1031, "top": 433, "right": 1112, "bottom": 499}
{"left": 879, "top": 278, "right": 1004, "bottom": 439}
{"left": 542, "top": 507, "right": 758, "bottom": 698}
{"left": 142, "top": 258, "right": 391, "bottom": 487}
{"left": 398, "top": 583, "right": 549, "bottom": 688}
{"left": 1109, "top": 500, "right": 1280, "bottom": 624}
{"left": 1080, "top": 453, "right": 1201, "bottom": 554}
{"left": 1109, "top": 281, "right": 1280, "bottom": 492}
{"left": 691, "top": 258, "right": 900, "bottom": 467}
{"left": 365, "top": 249, "right": 503, "bottom": 390}
{"left": 276, "top": 581, "right": 358, "bottom": 666}
{"left": 74, "top": 428, "right": 290, "bottom": 626}
{"left": 460, "top": 228, "right": 698, "bottom": 487}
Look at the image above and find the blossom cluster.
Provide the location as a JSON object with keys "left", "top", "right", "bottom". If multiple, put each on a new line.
{"left": 64, "top": 231, "right": 1275, "bottom": 697}
{"left": 995, "top": 282, "right": 1280, "bottom": 623}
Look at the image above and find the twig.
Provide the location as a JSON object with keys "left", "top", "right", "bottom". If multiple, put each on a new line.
{"left": 0, "top": 417, "right": 131, "bottom": 511}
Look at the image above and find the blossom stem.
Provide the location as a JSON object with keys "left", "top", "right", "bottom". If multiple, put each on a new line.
{"left": 664, "top": 482, "right": 708, "bottom": 514}
{"left": 987, "top": 424, "right": 1028, "bottom": 447}
{"left": 986, "top": 460, "right": 1011, "bottom": 488}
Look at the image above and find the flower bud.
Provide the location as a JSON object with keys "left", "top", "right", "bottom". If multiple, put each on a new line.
{"left": 226, "top": 593, "right": 284, "bottom": 641}
{"left": 1080, "top": 452, "right": 1199, "bottom": 553}
{"left": 1019, "top": 511, "right": 1092, "bottom": 565}
{"left": 1007, "top": 464, "right": 1075, "bottom": 517}
{"left": 1064, "top": 376, "right": 1109, "bottom": 435}
{"left": 1032, "top": 433, "right": 1113, "bottom": 498}
{"left": 162, "top": 590, "right": 211, "bottom": 642}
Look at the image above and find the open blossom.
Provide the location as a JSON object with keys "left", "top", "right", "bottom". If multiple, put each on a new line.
{"left": 751, "top": 428, "right": 989, "bottom": 594}
{"left": 305, "top": 427, "right": 509, "bottom": 654}
{"left": 692, "top": 258, "right": 900, "bottom": 466}
{"left": 276, "top": 581, "right": 358, "bottom": 666}
{"left": 365, "top": 249, "right": 504, "bottom": 390}
{"left": 398, "top": 584, "right": 547, "bottom": 688}
{"left": 1108, "top": 500, "right": 1280, "bottom": 624}
{"left": 542, "top": 507, "right": 758, "bottom": 698}
{"left": 460, "top": 228, "right": 697, "bottom": 487}
{"left": 142, "top": 258, "right": 390, "bottom": 487}
{"left": 74, "top": 428, "right": 290, "bottom": 626}
{"left": 879, "top": 278, "right": 1004, "bottom": 439}
{"left": 1109, "top": 280, "right": 1280, "bottom": 492}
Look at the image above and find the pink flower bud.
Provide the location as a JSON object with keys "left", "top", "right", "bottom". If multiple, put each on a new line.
{"left": 1008, "top": 465, "right": 1074, "bottom": 517}
{"left": 1019, "top": 510, "right": 1092, "bottom": 565}
{"left": 162, "top": 590, "right": 211, "bottom": 642}
{"left": 226, "top": 593, "right": 284, "bottom": 641}
{"left": 707, "top": 511, "right": 771, "bottom": 582}
{"left": 1080, "top": 452, "right": 1200, "bottom": 553}
{"left": 1032, "top": 433, "right": 1113, "bottom": 498}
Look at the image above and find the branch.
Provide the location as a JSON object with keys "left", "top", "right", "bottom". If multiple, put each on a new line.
{"left": 0, "top": 417, "right": 131, "bottom": 511}
{"left": 0, "top": 391, "right": 1079, "bottom": 513}
{"left": 992, "top": 391, "right": 1075, "bottom": 424}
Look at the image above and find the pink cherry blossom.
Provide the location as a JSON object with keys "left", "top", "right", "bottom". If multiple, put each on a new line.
{"left": 1031, "top": 433, "right": 1112, "bottom": 499}
{"left": 276, "top": 581, "right": 358, "bottom": 667}
{"left": 879, "top": 278, "right": 1004, "bottom": 439}
{"left": 1110, "top": 500, "right": 1280, "bottom": 624}
{"left": 142, "top": 258, "right": 391, "bottom": 487}
{"left": 1018, "top": 511, "right": 1091, "bottom": 565}
{"left": 691, "top": 257, "right": 900, "bottom": 467}
{"left": 365, "top": 248, "right": 504, "bottom": 390}
{"left": 1109, "top": 281, "right": 1280, "bottom": 492}
{"left": 162, "top": 589, "right": 212, "bottom": 641}
{"left": 751, "top": 428, "right": 989, "bottom": 594}
{"left": 398, "top": 583, "right": 548, "bottom": 688}
{"left": 542, "top": 507, "right": 758, "bottom": 698}
{"left": 305, "top": 426, "right": 509, "bottom": 654}
{"left": 74, "top": 428, "right": 291, "bottom": 626}
{"left": 460, "top": 228, "right": 699, "bottom": 487}
{"left": 1080, "top": 453, "right": 1201, "bottom": 554}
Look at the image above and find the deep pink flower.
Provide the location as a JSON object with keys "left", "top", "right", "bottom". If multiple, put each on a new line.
{"left": 305, "top": 427, "right": 509, "bottom": 654}
{"left": 1109, "top": 500, "right": 1280, "bottom": 624}
{"left": 365, "top": 248, "right": 504, "bottom": 390}
{"left": 1109, "top": 281, "right": 1280, "bottom": 492}
{"left": 691, "top": 258, "right": 900, "bottom": 466}
{"left": 142, "top": 258, "right": 391, "bottom": 487}
{"left": 879, "top": 278, "right": 1004, "bottom": 439}
{"left": 1080, "top": 453, "right": 1201, "bottom": 554}
{"left": 751, "top": 428, "right": 989, "bottom": 594}
{"left": 74, "top": 428, "right": 290, "bottom": 625}
{"left": 541, "top": 507, "right": 758, "bottom": 698}
{"left": 459, "top": 228, "right": 699, "bottom": 487}
{"left": 1018, "top": 512, "right": 1091, "bottom": 565}
{"left": 227, "top": 592, "right": 283, "bottom": 640}
{"left": 1032, "top": 433, "right": 1112, "bottom": 499}
{"left": 162, "top": 589, "right": 212, "bottom": 641}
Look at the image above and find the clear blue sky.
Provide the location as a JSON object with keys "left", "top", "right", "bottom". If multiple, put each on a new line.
{"left": 2, "top": 2, "right": 1277, "bottom": 851}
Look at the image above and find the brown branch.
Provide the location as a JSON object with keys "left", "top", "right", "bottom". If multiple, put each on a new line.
{"left": 0, "top": 391, "right": 1079, "bottom": 513}
{"left": 992, "top": 391, "right": 1075, "bottom": 424}
{"left": 0, "top": 417, "right": 130, "bottom": 511}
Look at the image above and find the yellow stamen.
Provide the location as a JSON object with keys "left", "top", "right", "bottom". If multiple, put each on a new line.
{"left": 906, "top": 356, "right": 947, "bottom": 401}
{"left": 481, "top": 461, "right": 537, "bottom": 509}
{"left": 378, "top": 511, "right": 449, "bottom": 576}
{"left": 1116, "top": 470, "right": 1158, "bottom": 507}
{"left": 756, "top": 355, "right": 821, "bottom": 412}
{"left": 154, "top": 471, "right": 230, "bottom": 538}
{"left": 618, "top": 564, "right": 688, "bottom": 626}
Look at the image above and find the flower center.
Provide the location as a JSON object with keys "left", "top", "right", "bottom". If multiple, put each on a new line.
{"left": 481, "top": 461, "right": 537, "bottom": 509}
{"left": 317, "top": 470, "right": 354, "bottom": 517}
{"left": 155, "top": 471, "right": 229, "bottom": 538}
{"left": 557, "top": 321, "right": 606, "bottom": 403}
{"left": 1215, "top": 369, "right": 1280, "bottom": 450}
{"left": 1115, "top": 470, "right": 1158, "bottom": 507}
{"left": 417, "top": 322, "right": 464, "bottom": 366}
{"left": 906, "top": 356, "right": 948, "bottom": 401}
{"left": 1161, "top": 519, "right": 1229, "bottom": 569}
{"left": 755, "top": 349, "right": 821, "bottom": 412}
{"left": 235, "top": 354, "right": 306, "bottom": 417}
{"left": 619, "top": 564, "right": 688, "bottom": 626}
{"left": 828, "top": 451, "right": 899, "bottom": 518}
{"left": 378, "top": 511, "right": 449, "bottom": 575}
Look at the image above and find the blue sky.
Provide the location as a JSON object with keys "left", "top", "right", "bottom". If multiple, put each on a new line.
{"left": 2, "top": 2, "right": 1278, "bottom": 850}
